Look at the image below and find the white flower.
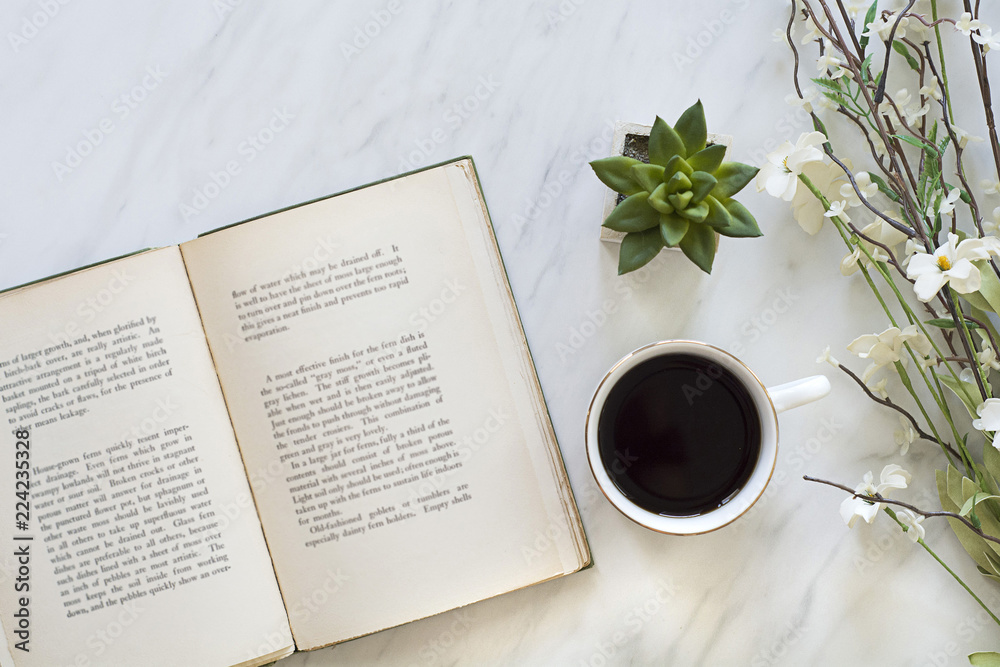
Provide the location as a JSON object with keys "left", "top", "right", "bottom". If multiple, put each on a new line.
{"left": 979, "top": 344, "right": 1000, "bottom": 371}
{"left": 919, "top": 77, "right": 942, "bottom": 101}
{"left": 786, "top": 89, "right": 817, "bottom": 114}
{"left": 817, "top": 47, "right": 844, "bottom": 74}
{"left": 973, "top": 398, "right": 1000, "bottom": 433}
{"left": 952, "top": 124, "right": 984, "bottom": 148}
{"left": 756, "top": 131, "right": 828, "bottom": 201}
{"left": 840, "top": 464, "right": 911, "bottom": 528}
{"left": 906, "top": 233, "right": 1000, "bottom": 302}
{"left": 790, "top": 160, "right": 847, "bottom": 234}
{"left": 898, "top": 509, "right": 926, "bottom": 542}
{"left": 773, "top": 28, "right": 789, "bottom": 44}
{"left": 840, "top": 471, "right": 880, "bottom": 527}
{"left": 894, "top": 416, "right": 917, "bottom": 455}
{"left": 900, "top": 238, "right": 921, "bottom": 268}
{"left": 879, "top": 463, "right": 912, "bottom": 491}
{"left": 879, "top": 89, "right": 910, "bottom": 120}
{"left": 848, "top": 324, "right": 933, "bottom": 382}
{"left": 817, "top": 345, "right": 840, "bottom": 367}
{"left": 956, "top": 12, "right": 982, "bottom": 37}
{"left": 903, "top": 101, "right": 931, "bottom": 126}
{"left": 871, "top": 377, "right": 889, "bottom": 399}
{"left": 840, "top": 171, "right": 879, "bottom": 207}
{"left": 831, "top": 65, "right": 855, "bottom": 81}
{"left": 974, "top": 25, "right": 1000, "bottom": 52}
{"left": 800, "top": 15, "right": 823, "bottom": 45}
{"left": 982, "top": 179, "right": 1000, "bottom": 195}
{"left": 864, "top": 13, "right": 909, "bottom": 41}
{"left": 871, "top": 133, "right": 889, "bottom": 158}
{"left": 825, "top": 199, "right": 851, "bottom": 222}
{"left": 840, "top": 218, "right": 909, "bottom": 277}
{"left": 938, "top": 189, "right": 962, "bottom": 216}
{"left": 987, "top": 207, "right": 1000, "bottom": 235}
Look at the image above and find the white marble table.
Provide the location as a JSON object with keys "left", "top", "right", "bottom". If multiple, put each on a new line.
{"left": 4, "top": 1, "right": 1000, "bottom": 664}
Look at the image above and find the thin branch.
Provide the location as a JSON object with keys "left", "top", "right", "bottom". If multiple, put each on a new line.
{"left": 836, "top": 362, "right": 962, "bottom": 460}
{"left": 804, "top": 475, "right": 1000, "bottom": 548}
{"left": 874, "top": 1, "right": 919, "bottom": 104}
{"left": 965, "top": 314, "right": 999, "bottom": 355}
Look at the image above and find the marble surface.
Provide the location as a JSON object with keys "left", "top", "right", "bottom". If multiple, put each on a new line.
{"left": 5, "top": 1, "right": 1000, "bottom": 664}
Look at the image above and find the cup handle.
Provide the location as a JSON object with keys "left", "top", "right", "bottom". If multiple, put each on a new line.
{"left": 766, "top": 375, "right": 831, "bottom": 414}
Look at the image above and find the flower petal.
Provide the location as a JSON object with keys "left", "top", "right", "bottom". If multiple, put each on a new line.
{"left": 913, "top": 271, "right": 948, "bottom": 302}
{"left": 945, "top": 259, "right": 981, "bottom": 294}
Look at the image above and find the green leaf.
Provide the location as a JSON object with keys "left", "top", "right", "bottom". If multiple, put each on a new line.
{"left": 894, "top": 133, "right": 939, "bottom": 155}
{"left": 659, "top": 213, "right": 688, "bottom": 247}
{"left": 677, "top": 200, "right": 709, "bottom": 223}
{"left": 938, "top": 468, "right": 1000, "bottom": 576}
{"left": 674, "top": 100, "right": 707, "bottom": 157}
{"left": 867, "top": 172, "right": 900, "bottom": 202}
{"left": 668, "top": 191, "right": 694, "bottom": 211}
{"left": 647, "top": 183, "right": 674, "bottom": 214}
{"left": 701, "top": 195, "right": 734, "bottom": 229}
{"left": 963, "top": 290, "right": 994, "bottom": 313}
{"left": 925, "top": 318, "right": 980, "bottom": 330}
{"left": 975, "top": 259, "right": 1000, "bottom": 315}
{"left": 618, "top": 228, "right": 664, "bottom": 275}
{"left": 892, "top": 40, "right": 921, "bottom": 72}
{"left": 969, "top": 651, "right": 1000, "bottom": 666}
{"left": 984, "top": 441, "right": 1000, "bottom": 492}
{"left": 648, "top": 116, "right": 687, "bottom": 165}
{"left": 971, "top": 304, "right": 1000, "bottom": 360}
{"left": 712, "top": 162, "right": 758, "bottom": 199}
{"left": 664, "top": 154, "right": 694, "bottom": 179}
{"left": 631, "top": 163, "right": 665, "bottom": 193}
{"left": 938, "top": 372, "right": 980, "bottom": 419}
{"left": 602, "top": 192, "right": 660, "bottom": 233}
{"left": 859, "top": 0, "right": 878, "bottom": 55}
{"left": 665, "top": 171, "right": 693, "bottom": 195}
{"left": 821, "top": 90, "right": 849, "bottom": 108}
{"left": 679, "top": 222, "right": 716, "bottom": 274}
{"left": 590, "top": 156, "right": 644, "bottom": 196}
{"left": 689, "top": 171, "right": 717, "bottom": 203}
{"left": 860, "top": 54, "right": 874, "bottom": 82}
{"left": 811, "top": 77, "right": 843, "bottom": 93}
{"left": 959, "top": 493, "right": 1000, "bottom": 518}
{"left": 717, "top": 199, "right": 763, "bottom": 238}
{"left": 686, "top": 144, "right": 727, "bottom": 174}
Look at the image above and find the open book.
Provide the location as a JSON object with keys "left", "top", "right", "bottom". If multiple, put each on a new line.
{"left": 0, "top": 158, "right": 590, "bottom": 666}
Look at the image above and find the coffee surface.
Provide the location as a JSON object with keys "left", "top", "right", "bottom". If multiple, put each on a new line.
{"left": 597, "top": 353, "right": 762, "bottom": 517}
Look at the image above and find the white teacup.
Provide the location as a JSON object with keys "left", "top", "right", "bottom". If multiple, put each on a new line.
{"left": 585, "top": 340, "right": 830, "bottom": 535}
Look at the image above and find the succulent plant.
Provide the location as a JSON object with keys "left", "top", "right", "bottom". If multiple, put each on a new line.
{"left": 590, "top": 101, "right": 762, "bottom": 275}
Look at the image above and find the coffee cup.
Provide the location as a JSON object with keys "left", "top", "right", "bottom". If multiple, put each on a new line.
{"left": 585, "top": 340, "right": 829, "bottom": 535}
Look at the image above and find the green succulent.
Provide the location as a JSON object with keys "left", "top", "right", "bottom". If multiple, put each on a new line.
{"left": 590, "top": 101, "right": 762, "bottom": 275}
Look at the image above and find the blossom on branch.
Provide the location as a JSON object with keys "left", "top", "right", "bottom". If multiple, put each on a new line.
{"left": 898, "top": 509, "right": 925, "bottom": 543}
{"left": 905, "top": 233, "right": 1000, "bottom": 302}
{"left": 839, "top": 219, "right": 908, "bottom": 277}
{"left": 847, "top": 325, "right": 932, "bottom": 382}
{"left": 840, "top": 464, "right": 911, "bottom": 528}
{"left": 756, "top": 131, "right": 827, "bottom": 201}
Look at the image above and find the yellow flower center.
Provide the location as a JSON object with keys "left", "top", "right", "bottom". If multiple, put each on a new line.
{"left": 782, "top": 156, "right": 791, "bottom": 173}
{"left": 937, "top": 255, "right": 952, "bottom": 271}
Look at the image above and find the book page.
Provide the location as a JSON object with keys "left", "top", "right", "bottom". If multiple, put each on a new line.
{"left": 0, "top": 248, "right": 292, "bottom": 667}
{"left": 180, "top": 160, "right": 587, "bottom": 649}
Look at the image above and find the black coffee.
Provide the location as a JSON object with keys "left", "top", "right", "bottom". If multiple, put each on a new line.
{"left": 597, "top": 353, "right": 762, "bottom": 517}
